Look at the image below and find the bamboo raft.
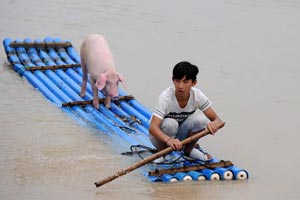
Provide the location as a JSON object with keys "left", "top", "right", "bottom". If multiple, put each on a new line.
{"left": 2, "top": 37, "right": 248, "bottom": 183}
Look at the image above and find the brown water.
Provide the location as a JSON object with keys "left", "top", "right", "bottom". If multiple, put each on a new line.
{"left": 1, "top": 0, "right": 300, "bottom": 199}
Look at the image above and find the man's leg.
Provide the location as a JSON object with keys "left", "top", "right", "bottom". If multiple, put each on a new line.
{"left": 176, "top": 110, "right": 209, "bottom": 157}
{"left": 149, "top": 118, "right": 178, "bottom": 151}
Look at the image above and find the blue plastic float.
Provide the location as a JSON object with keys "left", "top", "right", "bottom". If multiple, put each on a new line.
{"left": 2, "top": 37, "right": 249, "bottom": 183}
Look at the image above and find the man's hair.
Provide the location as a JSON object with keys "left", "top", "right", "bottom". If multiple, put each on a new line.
{"left": 172, "top": 61, "right": 199, "bottom": 82}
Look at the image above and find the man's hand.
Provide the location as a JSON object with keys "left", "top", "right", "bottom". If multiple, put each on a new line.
{"left": 207, "top": 121, "right": 219, "bottom": 135}
{"left": 166, "top": 138, "right": 182, "bottom": 150}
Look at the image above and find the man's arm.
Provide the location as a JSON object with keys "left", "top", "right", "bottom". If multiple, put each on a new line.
{"left": 203, "top": 107, "right": 222, "bottom": 134}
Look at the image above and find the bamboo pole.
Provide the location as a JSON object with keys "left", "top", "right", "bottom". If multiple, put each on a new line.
{"left": 94, "top": 121, "right": 225, "bottom": 187}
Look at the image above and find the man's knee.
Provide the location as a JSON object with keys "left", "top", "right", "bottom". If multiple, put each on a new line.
{"left": 161, "top": 118, "right": 179, "bottom": 136}
{"left": 184, "top": 110, "right": 208, "bottom": 132}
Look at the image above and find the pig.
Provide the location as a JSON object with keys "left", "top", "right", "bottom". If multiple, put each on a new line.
{"left": 80, "top": 34, "right": 126, "bottom": 109}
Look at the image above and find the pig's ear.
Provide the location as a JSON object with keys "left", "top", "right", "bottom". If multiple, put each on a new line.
{"left": 118, "top": 73, "right": 127, "bottom": 89}
{"left": 95, "top": 74, "right": 106, "bottom": 90}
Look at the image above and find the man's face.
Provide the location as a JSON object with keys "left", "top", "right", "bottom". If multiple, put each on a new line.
{"left": 173, "top": 76, "right": 196, "bottom": 98}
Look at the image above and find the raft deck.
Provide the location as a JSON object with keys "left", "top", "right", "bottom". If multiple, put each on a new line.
{"left": 2, "top": 37, "right": 248, "bottom": 183}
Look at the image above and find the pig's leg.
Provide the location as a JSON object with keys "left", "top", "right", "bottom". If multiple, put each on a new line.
{"left": 90, "top": 79, "right": 99, "bottom": 109}
{"left": 80, "top": 59, "right": 87, "bottom": 97}
{"left": 104, "top": 96, "right": 111, "bottom": 109}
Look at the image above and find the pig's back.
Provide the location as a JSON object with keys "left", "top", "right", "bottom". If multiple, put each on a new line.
{"left": 81, "top": 34, "right": 116, "bottom": 74}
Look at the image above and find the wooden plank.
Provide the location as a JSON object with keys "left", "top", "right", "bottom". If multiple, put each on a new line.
{"left": 10, "top": 41, "right": 73, "bottom": 48}
{"left": 62, "top": 95, "right": 135, "bottom": 107}
{"left": 24, "top": 63, "right": 81, "bottom": 71}
{"left": 148, "top": 160, "right": 233, "bottom": 176}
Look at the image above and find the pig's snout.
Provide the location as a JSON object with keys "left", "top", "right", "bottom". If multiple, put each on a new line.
{"left": 104, "top": 81, "right": 119, "bottom": 98}
{"left": 102, "top": 85, "right": 119, "bottom": 99}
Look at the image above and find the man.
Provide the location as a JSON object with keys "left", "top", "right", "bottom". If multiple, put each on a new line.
{"left": 149, "top": 61, "right": 222, "bottom": 161}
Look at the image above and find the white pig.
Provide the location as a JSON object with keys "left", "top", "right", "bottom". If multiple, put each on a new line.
{"left": 80, "top": 34, "right": 126, "bottom": 109}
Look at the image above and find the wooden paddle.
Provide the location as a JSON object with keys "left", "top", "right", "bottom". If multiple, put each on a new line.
{"left": 94, "top": 121, "right": 225, "bottom": 187}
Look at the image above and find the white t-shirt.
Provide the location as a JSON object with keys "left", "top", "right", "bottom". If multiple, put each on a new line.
{"left": 152, "top": 86, "right": 211, "bottom": 124}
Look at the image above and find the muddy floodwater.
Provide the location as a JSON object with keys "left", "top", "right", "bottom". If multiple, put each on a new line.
{"left": 1, "top": 0, "right": 300, "bottom": 199}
